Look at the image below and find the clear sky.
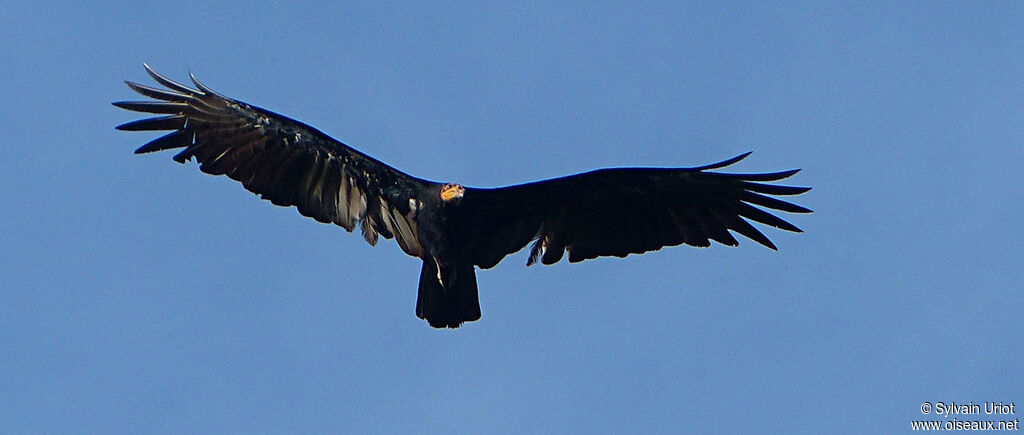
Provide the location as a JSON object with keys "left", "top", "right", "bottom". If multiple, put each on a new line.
{"left": 2, "top": 2, "right": 1021, "bottom": 433}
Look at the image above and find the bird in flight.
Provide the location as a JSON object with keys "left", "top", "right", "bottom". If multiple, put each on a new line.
{"left": 115, "top": 65, "right": 811, "bottom": 329}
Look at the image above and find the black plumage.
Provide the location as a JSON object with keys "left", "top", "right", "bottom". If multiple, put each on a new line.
{"left": 115, "top": 65, "right": 812, "bottom": 329}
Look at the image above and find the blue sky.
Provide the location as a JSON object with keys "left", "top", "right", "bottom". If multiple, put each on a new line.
{"left": 2, "top": 2, "right": 1022, "bottom": 433}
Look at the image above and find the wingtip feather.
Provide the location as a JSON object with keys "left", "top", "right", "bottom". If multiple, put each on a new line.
{"left": 143, "top": 64, "right": 196, "bottom": 94}
{"left": 188, "top": 70, "right": 225, "bottom": 98}
{"left": 692, "top": 151, "right": 752, "bottom": 171}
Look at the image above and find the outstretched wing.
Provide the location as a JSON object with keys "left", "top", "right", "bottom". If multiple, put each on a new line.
{"left": 114, "top": 64, "right": 426, "bottom": 257}
{"left": 461, "top": 153, "right": 811, "bottom": 269}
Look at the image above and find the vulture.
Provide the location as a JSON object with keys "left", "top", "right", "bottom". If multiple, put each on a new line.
{"left": 115, "top": 65, "right": 811, "bottom": 329}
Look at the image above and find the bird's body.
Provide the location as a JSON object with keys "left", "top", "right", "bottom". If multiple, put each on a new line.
{"left": 115, "top": 65, "right": 811, "bottom": 328}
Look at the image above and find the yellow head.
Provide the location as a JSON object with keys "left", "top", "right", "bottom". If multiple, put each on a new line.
{"left": 440, "top": 183, "right": 465, "bottom": 204}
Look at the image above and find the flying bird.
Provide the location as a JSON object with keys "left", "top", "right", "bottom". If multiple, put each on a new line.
{"left": 115, "top": 65, "right": 811, "bottom": 329}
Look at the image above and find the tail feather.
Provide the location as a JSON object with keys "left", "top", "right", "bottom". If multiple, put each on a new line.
{"left": 416, "top": 259, "right": 481, "bottom": 328}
